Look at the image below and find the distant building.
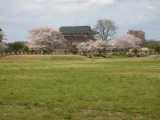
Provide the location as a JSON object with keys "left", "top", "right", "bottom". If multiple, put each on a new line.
{"left": 128, "top": 47, "right": 155, "bottom": 55}
{"left": 59, "top": 25, "right": 97, "bottom": 45}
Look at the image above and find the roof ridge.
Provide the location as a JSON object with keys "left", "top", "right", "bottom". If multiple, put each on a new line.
{"left": 60, "top": 25, "right": 89, "bottom": 27}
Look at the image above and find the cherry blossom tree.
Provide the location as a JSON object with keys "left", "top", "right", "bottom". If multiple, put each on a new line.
{"left": 127, "top": 30, "right": 145, "bottom": 47}
{"left": 77, "top": 39, "right": 109, "bottom": 58}
{"left": 87, "top": 40, "right": 97, "bottom": 60}
{"left": 0, "top": 42, "right": 7, "bottom": 51}
{"left": 26, "top": 26, "right": 66, "bottom": 53}
{"left": 115, "top": 34, "right": 142, "bottom": 55}
{"left": 87, "top": 40, "right": 110, "bottom": 59}
{"left": 77, "top": 40, "right": 96, "bottom": 57}
{"left": 94, "top": 39, "right": 108, "bottom": 55}
{"left": 77, "top": 42, "right": 89, "bottom": 56}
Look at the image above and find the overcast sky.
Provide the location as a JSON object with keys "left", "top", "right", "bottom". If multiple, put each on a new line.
{"left": 0, "top": 0, "right": 160, "bottom": 42}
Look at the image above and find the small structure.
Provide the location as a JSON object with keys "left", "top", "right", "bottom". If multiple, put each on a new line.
{"left": 154, "top": 55, "right": 157, "bottom": 59}
{"left": 141, "top": 47, "right": 155, "bottom": 55}
{"left": 59, "top": 25, "right": 97, "bottom": 45}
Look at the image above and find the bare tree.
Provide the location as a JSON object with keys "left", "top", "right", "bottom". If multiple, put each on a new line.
{"left": 93, "top": 19, "right": 118, "bottom": 42}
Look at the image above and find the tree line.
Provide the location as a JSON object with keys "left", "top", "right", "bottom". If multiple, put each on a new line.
{"left": 1, "top": 19, "right": 160, "bottom": 56}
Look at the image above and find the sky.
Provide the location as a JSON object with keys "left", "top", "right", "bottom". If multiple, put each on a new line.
{"left": 0, "top": 0, "right": 160, "bottom": 42}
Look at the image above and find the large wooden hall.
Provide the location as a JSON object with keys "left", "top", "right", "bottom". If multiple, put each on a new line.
{"left": 59, "top": 25, "right": 97, "bottom": 44}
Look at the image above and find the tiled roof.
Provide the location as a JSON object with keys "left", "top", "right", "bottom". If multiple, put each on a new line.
{"left": 59, "top": 26, "right": 95, "bottom": 34}
{"left": 66, "top": 38, "right": 91, "bottom": 42}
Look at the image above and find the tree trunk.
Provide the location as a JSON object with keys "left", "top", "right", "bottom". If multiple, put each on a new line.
{"left": 82, "top": 51, "right": 86, "bottom": 56}
{"left": 91, "top": 54, "right": 94, "bottom": 60}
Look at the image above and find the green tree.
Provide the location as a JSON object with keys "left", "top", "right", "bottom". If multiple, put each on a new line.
{"left": 6, "top": 41, "right": 24, "bottom": 54}
{"left": 144, "top": 40, "right": 160, "bottom": 54}
{"left": 0, "top": 28, "right": 2, "bottom": 42}
{"left": 69, "top": 44, "right": 78, "bottom": 55}
{"left": 23, "top": 45, "right": 29, "bottom": 52}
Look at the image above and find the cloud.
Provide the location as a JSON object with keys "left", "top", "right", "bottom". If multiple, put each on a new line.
{"left": 147, "top": 6, "right": 156, "bottom": 9}
{"left": 57, "top": 0, "right": 78, "bottom": 1}
{"left": 88, "top": 0, "right": 114, "bottom": 5}
{"left": 0, "top": 16, "right": 6, "bottom": 21}
{"left": 19, "top": 3, "right": 43, "bottom": 11}
{"left": 36, "top": 0, "right": 78, "bottom": 2}
{"left": 53, "top": 0, "right": 115, "bottom": 12}
{"left": 138, "top": 15, "right": 145, "bottom": 19}
{"left": 54, "top": 3, "right": 89, "bottom": 12}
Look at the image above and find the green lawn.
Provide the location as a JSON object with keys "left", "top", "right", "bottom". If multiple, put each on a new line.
{"left": 0, "top": 55, "right": 160, "bottom": 120}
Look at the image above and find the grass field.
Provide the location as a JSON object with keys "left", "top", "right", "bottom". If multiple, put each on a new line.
{"left": 0, "top": 55, "right": 160, "bottom": 120}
